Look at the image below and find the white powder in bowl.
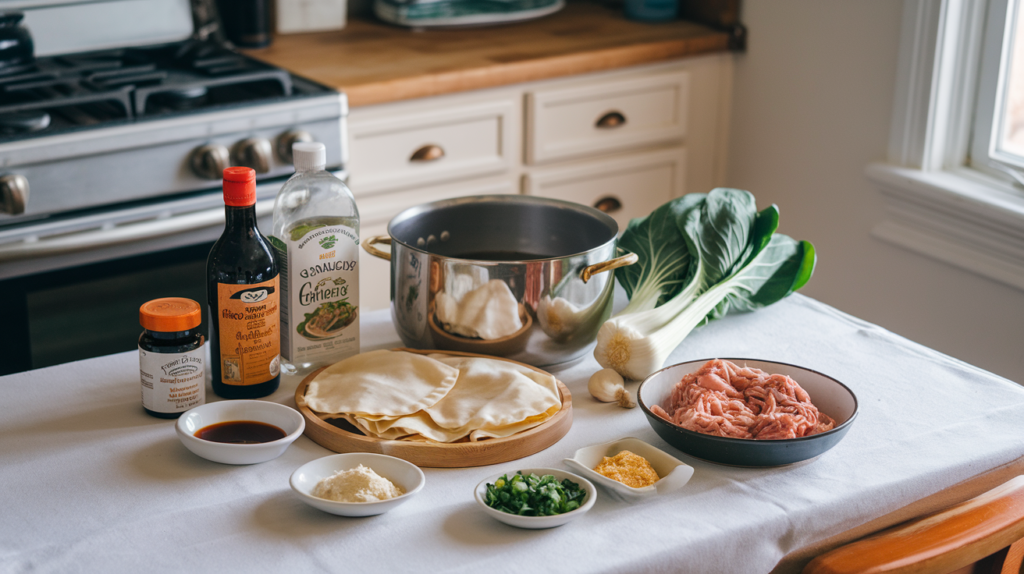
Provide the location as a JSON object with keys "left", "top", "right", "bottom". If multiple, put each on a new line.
{"left": 312, "top": 464, "right": 405, "bottom": 503}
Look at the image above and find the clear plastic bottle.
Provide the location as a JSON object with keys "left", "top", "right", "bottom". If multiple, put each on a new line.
{"left": 270, "top": 142, "right": 360, "bottom": 374}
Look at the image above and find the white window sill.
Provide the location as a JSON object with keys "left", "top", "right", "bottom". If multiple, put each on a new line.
{"left": 866, "top": 162, "right": 1024, "bottom": 291}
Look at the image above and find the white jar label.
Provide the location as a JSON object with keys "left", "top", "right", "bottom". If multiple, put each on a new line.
{"left": 277, "top": 223, "right": 360, "bottom": 366}
{"left": 139, "top": 345, "right": 206, "bottom": 414}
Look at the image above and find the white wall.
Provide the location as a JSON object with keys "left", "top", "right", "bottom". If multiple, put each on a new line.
{"left": 727, "top": 0, "right": 1024, "bottom": 383}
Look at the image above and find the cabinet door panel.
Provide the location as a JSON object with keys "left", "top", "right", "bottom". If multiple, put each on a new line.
{"left": 349, "top": 97, "right": 516, "bottom": 194}
{"left": 527, "top": 70, "right": 689, "bottom": 164}
{"left": 524, "top": 148, "right": 686, "bottom": 232}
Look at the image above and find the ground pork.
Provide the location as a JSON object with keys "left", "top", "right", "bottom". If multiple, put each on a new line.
{"left": 651, "top": 359, "right": 835, "bottom": 440}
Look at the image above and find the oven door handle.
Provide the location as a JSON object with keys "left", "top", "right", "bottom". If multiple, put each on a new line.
{"left": 0, "top": 199, "right": 275, "bottom": 261}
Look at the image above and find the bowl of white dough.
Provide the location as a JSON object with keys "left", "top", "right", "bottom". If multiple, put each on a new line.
{"left": 290, "top": 453, "right": 425, "bottom": 517}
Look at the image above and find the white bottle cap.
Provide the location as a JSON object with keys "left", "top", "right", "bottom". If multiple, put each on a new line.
{"left": 293, "top": 142, "right": 327, "bottom": 171}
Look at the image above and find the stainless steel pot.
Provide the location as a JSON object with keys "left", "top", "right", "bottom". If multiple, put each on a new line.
{"left": 362, "top": 195, "right": 636, "bottom": 367}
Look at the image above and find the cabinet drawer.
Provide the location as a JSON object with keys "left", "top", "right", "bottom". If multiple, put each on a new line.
{"left": 349, "top": 97, "right": 517, "bottom": 194}
{"left": 357, "top": 177, "right": 519, "bottom": 312}
{"left": 526, "top": 70, "right": 689, "bottom": 164}
{"left": 523, "top": 148, "right": 686, "bottom": 232}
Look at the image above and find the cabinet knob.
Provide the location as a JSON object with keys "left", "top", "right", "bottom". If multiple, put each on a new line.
{"left": 276, "top": 129, "right": 314, "bottom": 164}
{"left": 596, "top": 111, "right": 626, "bottom": 129}
{"left": 190, "top": 144, "right": 230, "bottom": 181}
{"left": 0, "top": 174, "right": 29, "bottom": 215}
{"left": 232, "top": 137, "right": 273, "bottom": 174}
{"left": 593, "top": 196, "right": 622, "bottom": 213}
{"left": 410, "top": 144, "right": 445, "bottom": 162}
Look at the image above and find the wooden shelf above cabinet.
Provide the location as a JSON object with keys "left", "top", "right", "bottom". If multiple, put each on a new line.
{"left": 244, "top": 1, "right": 730, "bottom": 107}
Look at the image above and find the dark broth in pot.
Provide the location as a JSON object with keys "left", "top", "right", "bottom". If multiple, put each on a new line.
{"left": 453, "top": 251, "right": 553, "bottom": 261}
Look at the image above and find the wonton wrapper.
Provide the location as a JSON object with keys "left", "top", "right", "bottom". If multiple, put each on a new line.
{"left": 306, "top": 351, "right": 562, "bottom": 443}
{"left": 435, "top": 280, "right": 522, "bottom": 340}
{"left": 423, "top": 354, "right": 561, "bottom": 430}
{"left": 301, "top": 350, "right": 459, "bottom": 417}
{"left": 350, "top": 403, "right": 559, "bottom": 443}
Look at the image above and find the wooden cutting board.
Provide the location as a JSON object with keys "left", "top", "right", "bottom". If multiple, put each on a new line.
{"left": 293, "top": 348, "right": 573, "bottom": 468}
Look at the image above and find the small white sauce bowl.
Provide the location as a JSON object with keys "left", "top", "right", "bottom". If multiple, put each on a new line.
{"left": 175, "top": 400, "right": 304, "bottom": 465}
{"left": 563, "top": 437, "right": 694, "bottom": 502}
{"left": 290, "top": 453, "right": 425, "bottom": 517}
{"left": 474, "top": 467, "right": 596, "bottom": 529}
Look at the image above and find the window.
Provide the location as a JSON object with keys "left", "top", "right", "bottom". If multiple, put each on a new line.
{"left": 867, "top": 0, "right": 1024, "bottom": 292}
{"left": 972, "top": 0, "right": 1024, "bottom": 180}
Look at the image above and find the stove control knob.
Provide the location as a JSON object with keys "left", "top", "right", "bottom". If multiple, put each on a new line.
{"left": 0, "top": 174, "right": 29, "bottom": 215}
{"left": 232, "top": 137, "right": 272, "bottom": 174}
{"left": 190, "top": 144, "right": 230, "bottom": 181}
{"left": 276, "top": 130, "right": 314, "bottom": 164}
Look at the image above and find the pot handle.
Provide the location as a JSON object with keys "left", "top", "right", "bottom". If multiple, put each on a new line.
{"left": 580, "top": 252, "right": 638, "bottom": 283}
{"left": 362, "top": 235, "right": 392, "bottom": 261}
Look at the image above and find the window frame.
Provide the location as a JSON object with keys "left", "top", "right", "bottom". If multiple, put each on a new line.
{"left": 869, "top": 0, "right": 1024, "bottom": 291}
{"left": 970, "top": 0, "right": 1023, "bottom": 180}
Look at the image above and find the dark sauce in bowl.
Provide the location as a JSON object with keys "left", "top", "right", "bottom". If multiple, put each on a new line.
{"left": 195, "top": 420, "right": 287, "bottom": 444}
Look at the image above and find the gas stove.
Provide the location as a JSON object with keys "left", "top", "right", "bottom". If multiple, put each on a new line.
{"left": 0, "top": 0, "right": 346, "bottom": 280}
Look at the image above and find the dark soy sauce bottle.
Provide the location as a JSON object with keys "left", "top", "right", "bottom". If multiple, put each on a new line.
{"left": 207, "top": 167, "right": 281, "bottom": 399}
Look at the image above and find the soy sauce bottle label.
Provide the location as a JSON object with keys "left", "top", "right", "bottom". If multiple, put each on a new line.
{"left": 216, "top": 277, "right": 281, "bottom": 386}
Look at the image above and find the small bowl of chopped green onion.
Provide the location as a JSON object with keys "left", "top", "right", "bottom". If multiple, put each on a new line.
{"left": 474, "top": 468, "right": 596, "bottom": 529}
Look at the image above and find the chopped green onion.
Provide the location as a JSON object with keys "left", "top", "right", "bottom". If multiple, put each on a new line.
{"left": 483, "top": 472, "right": 586, "bottom": 517}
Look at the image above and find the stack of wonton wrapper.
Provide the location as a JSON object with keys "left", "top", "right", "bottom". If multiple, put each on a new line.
{"left": 298, "top": 350, "right": 563, "bottom": 443}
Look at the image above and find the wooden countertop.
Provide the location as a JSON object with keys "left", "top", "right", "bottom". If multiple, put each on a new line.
{"left": 245, "top": 1, "right": 731, "bottom": 107}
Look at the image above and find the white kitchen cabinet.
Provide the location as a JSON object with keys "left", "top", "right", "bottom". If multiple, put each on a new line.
{"left": 349, "top": 54, "right": 731, "bottom": 310}
{"left": 522, "top": 147, "right": 687, "bottom": 232}
{"left": 526, "top": 70, "right": 689, "bottom": 164}
{"left": 348, "top": 95, "right": 519, "bottom": 195}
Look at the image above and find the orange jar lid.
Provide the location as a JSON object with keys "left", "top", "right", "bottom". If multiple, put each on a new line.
{"left": 140, "top": 298, "right": 202, "bottom": 332}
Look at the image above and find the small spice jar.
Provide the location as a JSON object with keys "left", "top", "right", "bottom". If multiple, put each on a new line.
{"left": 139, "top": 298, "right": 206, "bottom": 418}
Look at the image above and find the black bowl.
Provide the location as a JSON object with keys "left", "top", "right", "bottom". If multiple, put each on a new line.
{"left": 637, "top": 358, "right": 858, "bottom": 467}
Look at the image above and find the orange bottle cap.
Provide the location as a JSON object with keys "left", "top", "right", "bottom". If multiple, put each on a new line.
{"left": 140, "top": 298, "right": 202, "bottom": 332}
{"left": 223, "top": 166, "right": 256, "bottom": 206}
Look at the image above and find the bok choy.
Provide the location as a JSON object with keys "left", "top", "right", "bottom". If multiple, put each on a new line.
{"left": 594, "top": 188, "right": 816, "bottom": 380}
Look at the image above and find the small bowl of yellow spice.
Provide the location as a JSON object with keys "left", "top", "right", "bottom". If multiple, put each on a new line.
{"left": 290, "top": 453, "right": 425, "bottom": 517}
{"left": 563, "top": 437, "right": 694, "bottom": 502}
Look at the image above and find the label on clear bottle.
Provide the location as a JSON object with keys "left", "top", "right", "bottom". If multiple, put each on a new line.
{"left": 216, "top": 277, "right": 281, "bottom": 386}
{"left": 276, "top": 224, "right": 360, "bottom": 367}
{"left": 139, "top": 345, "right": 206, "bottom": 414}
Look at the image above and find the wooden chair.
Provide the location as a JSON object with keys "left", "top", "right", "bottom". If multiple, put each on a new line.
{"left": 804, "top": 476, "right": 1024, "bottom": 574}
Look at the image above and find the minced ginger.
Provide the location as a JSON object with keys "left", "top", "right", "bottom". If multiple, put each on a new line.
{"left": 313, "top": 464, "right": 405, "bottom": 503}
{"left": 593, "top": 450, "right": 659, "bottom": 488}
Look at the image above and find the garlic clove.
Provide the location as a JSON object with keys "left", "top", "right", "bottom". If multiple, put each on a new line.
{"left": 589, "top": 368, "right": 627, "bottom": 403}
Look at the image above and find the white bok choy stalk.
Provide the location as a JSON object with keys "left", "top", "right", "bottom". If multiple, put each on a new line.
{"left": 594, "top": 189, "right": 816, "bottom": 380}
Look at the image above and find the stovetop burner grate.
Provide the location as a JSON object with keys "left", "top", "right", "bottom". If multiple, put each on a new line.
{"left": 0, "top": 40, "right": 297, "bottom": 137}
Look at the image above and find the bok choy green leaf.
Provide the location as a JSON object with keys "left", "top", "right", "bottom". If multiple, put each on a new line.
{"left": 614, "top": 194, "right": 702, "bottom": 315}
{"left": 593, "top": 188, "right": 816, "bottom": 380}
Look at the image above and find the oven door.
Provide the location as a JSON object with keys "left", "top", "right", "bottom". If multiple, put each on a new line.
{"left": 0, "top": 174, "right": 341, "bottom": 375}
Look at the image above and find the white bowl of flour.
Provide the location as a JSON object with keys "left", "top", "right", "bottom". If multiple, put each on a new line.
{"left": 290, "top": 453, "right": 425, "bottom": 517}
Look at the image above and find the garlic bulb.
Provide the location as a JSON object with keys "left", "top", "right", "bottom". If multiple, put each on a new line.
{"left": 588, "top": 368, "right": 636, "bottom": 409}
{"left": 593, "top": 319, "right": 664, "bottom": 381}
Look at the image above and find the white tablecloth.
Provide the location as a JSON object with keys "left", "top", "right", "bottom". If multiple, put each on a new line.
{"left": 3, "top": 294, "right": 1024, "bottom": 574}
